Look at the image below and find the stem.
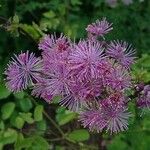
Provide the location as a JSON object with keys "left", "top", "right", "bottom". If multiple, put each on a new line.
{"left": 27, "top": 94, "right": 65, "bottom": 137}
{"left": 43, "top": 110, "right": 65, "bottom": 136}
{"left": 80, "top": 144, "right": 98, "bottom": 150}
{"left": 47, "top": 137, "right": 63, "bottom": 142}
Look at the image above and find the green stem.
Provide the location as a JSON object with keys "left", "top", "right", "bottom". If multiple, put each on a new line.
{"left": 43, "top": 110, "right": 65, "bottom": 136}
{"left": 48, "top": 137, "right": 63, "bottom": 142}
{"left": 27, "top": 94, "right": 65, "bottom": 137}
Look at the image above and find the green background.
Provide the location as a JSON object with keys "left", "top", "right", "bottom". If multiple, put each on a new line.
{"left": 0, "top": 0, "right": 150, "bottom": 150}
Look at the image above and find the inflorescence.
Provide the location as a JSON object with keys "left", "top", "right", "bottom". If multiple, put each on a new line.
{"left": 4, "top": 18, "right": 150, "bottom": 134}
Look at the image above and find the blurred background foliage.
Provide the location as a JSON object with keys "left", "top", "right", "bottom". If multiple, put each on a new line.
{"left": 0, "top": 0, "right": 150, "bottom": 150}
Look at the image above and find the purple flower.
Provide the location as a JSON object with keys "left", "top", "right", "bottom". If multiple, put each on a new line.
{"left": 81, "top": 79, "right": 102, "bottom": 98}
{"left": 60, "top": 94, "right": 86, "bottom": 112}
{"left": 39, "top": 34, "right": 71, "bottom": 72}
{"left": 136, "top": 83, "right": 145, "bottom": 92}
{"left": 106, "top": 65, "right": 131, "bottom": 90}
{"left": 59, "top": 80, "right": 88, "bottom": 112}
{"left": 80, "top": 110, "right": 106, "bottom": 132}
{"left": 106, "top": 40, "right": 136, "bottom": 68}
{"left": 97, "top": 58, "right": 114, "bottom": 80}
{"left": 86, "top": 18, "right": 113, "bottom": 37}
{"left": 137, "top": 85, "right": 150, "bottom": 109}
{"left": 4, "top": 18, "right": 137, "bottom": 134}
{"left": 5, "top": 51, "right": 42, "bottom": 92}
{"left": 35, "top": 34, "right": 72, "bottom": 101}
{"left": 80, "top": 93, "right": 131, "bottom": 133}
{"left": 31, "top": 79, "right": 53, "bottom": 102}
{"left": 42, "top": 49, "right": 69, "bottom": 73}
{"left": 60, "top": 78, "right": 102, "bottom": 111}
{"left": 69, "top": 40, "right": 104, "bottom": 79}
{"left": 32, "top": 66, "right": 71, "bottom": 101}
{"left": 137, "top": 96, "right": 150, "bottom": 110}
{"left": 39, "top": 34, "right": 70, "bottom": 53}
{"left": 102, "top": 101, "right": 131, "bottom": 134}
{"left": 54, "top": 35, "right": 70, "bottom": 53}
{"left": 38, "top": 34, "right": 55, "bottom": 52}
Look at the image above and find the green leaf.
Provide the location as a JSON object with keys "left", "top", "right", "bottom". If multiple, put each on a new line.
{"left": 71, "top": 0, "right": 82, "bottom": 5}
{"left": 52, "top": 96, "right": 61, "bottom": 104}
{"left": 17, "top": 98, "right": 33, "bottom": 112}
{"left": 32, "top": 22, "right": 44, "bottom": 36}
{"left": 12, "top": 15, "right": 19, "bottom": 24}
{"left": 19, "top": 112, "right": 34, "bottom": 124}
{"left": 34, "top": 105, "right": 43, "bottom": 121}
{"left": 1, "top": 102, "right": 15, "bottom": 120}
{"left": 43, "top": 11, "right": 56, "bottom": 18}
{"left": 0, "top": 121, "right": 5, "bottom": 130}
{"left": 56, "top": 106, "right": 66, "bottom": 113}
{"left": 15, "top": 137, "right": 33, "bottom": 150}
{"left": 0, "top": 143, "right": 3, "bottom": 150}
{"left": 15, "top": 116, "right": 25, "bottom": 129}
{"left": 0, "top": 83, "right": 11, "bottom": 99}
{"left": 57, "top": 113, "right": 76, "bottom": 126}
{"left": 7, "top": 15, "right": 20, "bottom": 37}
{"left": 36, "top": 120, "right": 47, "bottom": 133}
{"left": 56, "top": 109, "right": 76, "bottom": 126}
{"left": 15, "top": 135, "right": 49, "bottom": 150}
{"left": 30, "top": 135, "right": 49, "bottom": 150}
{"left": 20, "top": 24, "right": 40, "bottom": 40}
{"left": 0, "top": 128, "right": 17, "bottom": 145}
{"left": 67, "top": 129, "right": 90, "bottom": 142}
{"left": 131, "top": 54, "right": 150, "bottom": 82}
{"left": 14, "top": 91, "right": 25, "bottom": 99}
{"left": 107, "top": 135, "right": 128, "bottom": 150}
{"left": 125, "top": 129, "right": 150, "bottom": 150}
{"left": 10, "top": 111, "right": 19, "bottom": 127}
{"left": 135, "top": 54, "right": 150, "bottom": 69}
{"left": 14, "top": 133, "right": 25, "bottom": 150}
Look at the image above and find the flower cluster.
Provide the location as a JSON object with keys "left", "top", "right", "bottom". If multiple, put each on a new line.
{"left": 5, "top": 18, "right": 145, "bottom": 134}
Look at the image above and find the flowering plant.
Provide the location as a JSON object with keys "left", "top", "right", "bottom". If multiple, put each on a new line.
{"left": 5, "top": 18, "right": 150, "bottom": 134}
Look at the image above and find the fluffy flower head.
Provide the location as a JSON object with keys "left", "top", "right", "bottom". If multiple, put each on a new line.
{"left": 39, "top": 34, "right": 70, "bottom": 72}
{"left": 86, "top": 18, "right": 113, "bottom": 37}
{"left": 5, "top": 51, "right": 42, "bottom": 92}
{"left": 107, "top": 40, "right": 136, "bottom": 68}
{"left": 106, "top": 64, "right": 131, "bottom": 90}
{"left": 80, "top": 93, "right": 131, "bottom": 133}
{"left": 69, "top": 40, "right": 104, "bottom": 79}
